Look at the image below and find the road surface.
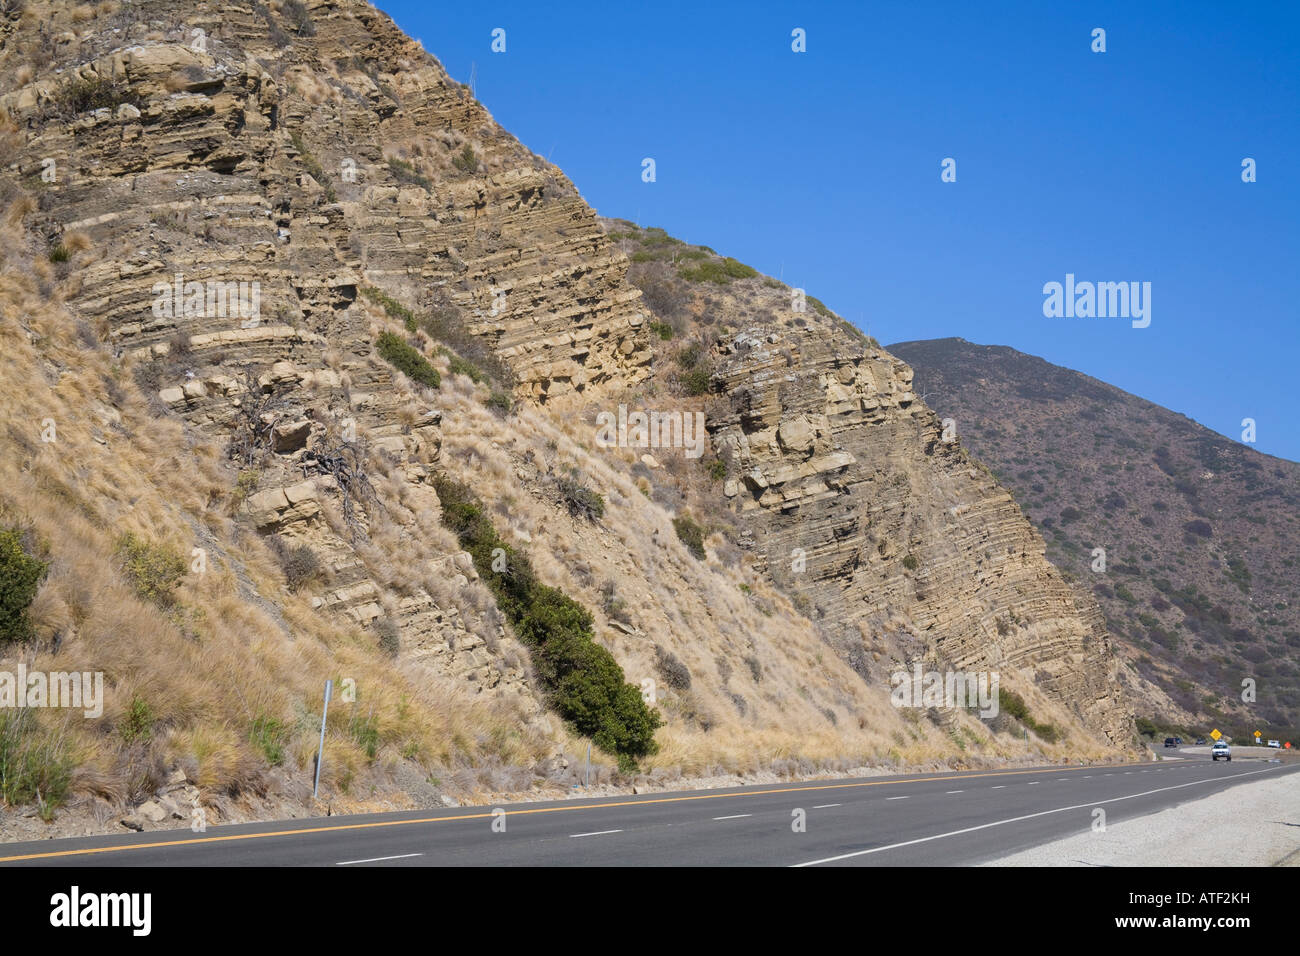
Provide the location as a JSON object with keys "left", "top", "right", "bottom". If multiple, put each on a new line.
{"left": 3, "top": 750, "right": 1293, "bottom": 867}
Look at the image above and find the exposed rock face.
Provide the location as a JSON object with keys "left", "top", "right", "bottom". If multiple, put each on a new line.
{"left": 603, "top": 221, "right": 1134, "bottom": 746}
{"left": 0, "top": 0, "right": 652, "bottom": 697}
{"left": 710, "top": 323, "right": 1132, "bottom": 744}
{"left": 1, "top": 0, "right": 650, "bottom": 402}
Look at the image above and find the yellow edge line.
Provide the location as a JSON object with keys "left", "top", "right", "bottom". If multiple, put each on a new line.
{"left": 0, "top": 764, "right": 1120, "bottom": 863}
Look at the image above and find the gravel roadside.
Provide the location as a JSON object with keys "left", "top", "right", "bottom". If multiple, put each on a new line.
{"left": 982, "top": 768, "right": 1300, "bottom": 866}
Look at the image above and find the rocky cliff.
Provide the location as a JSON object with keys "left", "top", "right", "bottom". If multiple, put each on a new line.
{"left": 605, "top": 221, "right": 1134, "bottom": 746}
{"left": 0, "top": 1, "right": 1133, "bottom": 835}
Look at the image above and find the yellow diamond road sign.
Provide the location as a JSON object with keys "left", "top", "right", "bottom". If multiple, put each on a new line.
{"left": 1210, "top": 729, "right": 1222, "bottom": 740}
{"left": 1255, "top": 730, "right": 1262, "bottom": 738}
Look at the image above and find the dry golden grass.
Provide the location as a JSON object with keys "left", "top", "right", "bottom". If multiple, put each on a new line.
{"left": 0, "top": 217, "right": 563, "bottom": 822}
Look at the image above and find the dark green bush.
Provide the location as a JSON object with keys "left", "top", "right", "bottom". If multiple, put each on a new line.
{"left": 485, "top": 391, "right": 514, "bottom": 417}
{"left": 0, "top": 527, "right": 47, "bottom": 644}
{"left": 376, "top": 332, "right": 440, "bottom": 389}
{"left": 432, "top": 475, "right": 661, "bottom": 769}
{"left": 362, "top": 286, "right": 417, "bottom": 332}
{"left": 444, "top": 351, "right": 485, "bottom": 383}
{"left": 997, "top": 688, "right": 1060, "bottom": 742}
{"left": 673, "top": 514, "right": 706, "bottom": 560}
{"left": 680, "top": 367, "right": 711, "bottom": 396}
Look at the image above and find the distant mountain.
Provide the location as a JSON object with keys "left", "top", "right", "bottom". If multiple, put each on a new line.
{"left": 889, "top": 338, "right": 1300, "bottom": 742}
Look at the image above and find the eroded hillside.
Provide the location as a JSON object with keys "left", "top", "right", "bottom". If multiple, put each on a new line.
{"left": 0, "top": 0, "right": 1133, "bottom": 836}
{"left": 890, "top": 337, "right": 1300, "bottom": 742}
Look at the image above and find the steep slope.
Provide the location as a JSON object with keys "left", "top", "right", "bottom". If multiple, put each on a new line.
{"left": 890, "top": 337, "right": 1300, "bottom": 742}
{"left": 0, "top": 0, "right": 1128, "bottom": 837}
{"left": 599, "top": 221, "right": 1135, "bottom": 747}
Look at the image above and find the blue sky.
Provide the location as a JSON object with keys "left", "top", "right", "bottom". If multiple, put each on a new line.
{"left": 376, "top": 1, "right": 1300, "bottom": 462}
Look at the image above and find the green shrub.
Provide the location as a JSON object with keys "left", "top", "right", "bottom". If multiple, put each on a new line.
{"left": 387, "top": 157, "right": 432, "bottom": 191}
{"left": 432, "top": 475, "right": 661, "bottom": 769}
{"left": 444, "top": 351, "right": 484, "bottom": 383}
{"left": 0, "top": 710, "right": 75, "bottom": 821}
{"left": 707, "top": 459, "right": 727, "bottom": 482}
{"left": 997, "top": 688, "right": 1059, "bottom": 742}
{"left": 648, "top": 321, "right": 674, "bottom": 340}
{"left": 676, "top": 342, "right": 702, "bottom": 369}
{"left": 485, "top": 391, "right": 514, "bottom": 417}
{"left": 0, "top": 527, "right": 47, "bottom": 644}
{"left": 52, "top": 75, "right": 135, "bottom": 115}
{"left": 376, "top": 332, "right": 440, "bottom": 389}
{"left": 249, "top": 712, "right": 289, "bottom": 765}
{"left": 673, "top": 514, "right": 706, "bottom": 560}
{"left": 48, "top": 244, "right": 70, "bottom": 263}
{"left": 120, "top": 695, "right": 155, "bottom": 744}
{"left": 115, "top": 532, "right": 187, "bottom": 607}
{"left": 901, "top": 553, "right": 919, "bottom": 571}
{"left": 349, "top": 710, "right": 380, "bottom": 761}
{"left": 362, "top": 286, "right": 417, "bottom": 332}
{"left": 677, "top": 257, "right": 757, "bottom": 284}
{"left": 998, "top": 688, "right": 1029, "bottom": 721}
{"left": 451, "top": 144, "right": 479, "bottom": 174}
{"left": 680, "top": 367, "right": 711, "bottom": 396}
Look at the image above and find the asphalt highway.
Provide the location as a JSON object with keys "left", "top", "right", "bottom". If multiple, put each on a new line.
{"left": 2, "top": 753, "right": 1293, "bottom": 867}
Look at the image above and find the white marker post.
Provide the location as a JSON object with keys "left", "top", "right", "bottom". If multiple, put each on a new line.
{"left": 313, "top": 679, "right": 333, "bottom": 800}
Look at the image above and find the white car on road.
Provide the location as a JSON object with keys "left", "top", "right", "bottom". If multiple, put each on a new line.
{"left": 1211, "top": 741, "right": 1231, "bottom": 761}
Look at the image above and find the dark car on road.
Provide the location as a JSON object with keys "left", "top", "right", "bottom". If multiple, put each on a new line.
{"left": 1195, "top": 737, "right": 1206, "bottom": 745}
{"left": 1163, "top": 737, "right": 1177, "bottom": 747}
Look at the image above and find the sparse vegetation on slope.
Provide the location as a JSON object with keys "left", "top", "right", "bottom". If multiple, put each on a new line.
{"left": 432, "top": 475, "right": 662, "bottom": 771}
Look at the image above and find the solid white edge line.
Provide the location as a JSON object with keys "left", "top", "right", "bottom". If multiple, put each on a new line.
{"left": 885, "top": 796, "right": 909, "bottom": 800}
{"left": 336, "top": 853, "right": 423, "bottom": 865}
{"left": 713, "top": 814, "right": 752, "bottom": 820}
{"left": 792, "top": 765, "right": 1283, "bottom": 867}
{"left": 812, "top": 804, "right": 842, "bottom": 809}
{"left": 569, "top": 829, "right": 623, "bottom": 838}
